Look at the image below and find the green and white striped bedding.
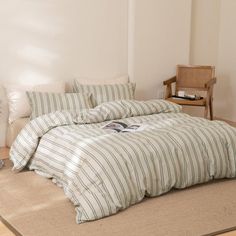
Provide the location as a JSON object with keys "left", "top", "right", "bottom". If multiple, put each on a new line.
{"left": 73, "top": 82, "right": 135, "bottom": 106}
{"left": 27, "top": 91, "right": 92, "bottom": 119}
{"left": 10, "top": 99, "right": 236, "bottom": 223}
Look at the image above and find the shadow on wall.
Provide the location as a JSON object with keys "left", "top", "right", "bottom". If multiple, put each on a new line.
{"left": 0, "top": 0, "right": 129, "bottom": 146}
{"left": 183, "top": 74, "right": 234, "bottom": 121}
{"left": 135, "top": 80, "right": 165, "bottom": 101}
{"left": 0, "top": 0, "right": 128, "bottom": 84}
{"left": 0, "top": 87, "right": 8, "bottom": 146}
{"left": 182, "top": 106, "right": 204, "bottom": 118}
{"left": 214, "top": 74, "right": 234, "bottom": 120}
{"left": 2, "top": 1, "right": 67, "bottom": 85}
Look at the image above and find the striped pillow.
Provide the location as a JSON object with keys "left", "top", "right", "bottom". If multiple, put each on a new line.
{"left": 73, "top": 81, "right": 136, "bottom": 107}
{"left": 27, "top": 92, "right": 92, "bottom": 119}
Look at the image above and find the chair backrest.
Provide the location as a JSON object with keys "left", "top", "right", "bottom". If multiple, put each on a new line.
{"left": 176, "top": 65, "right": 215, "bottom": 91}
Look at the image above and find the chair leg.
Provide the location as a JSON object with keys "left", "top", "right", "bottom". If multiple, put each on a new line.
{"left": 209, "top": 98, "right": 213, "bottom": 120}
{"left": 205, "top": 88, "right": 213, "bottom": 120}
{"left": 204, "top": 105, "right": 208, "bottom": 119}
{"left": 165, "top": 85, "right": 172, "bottom": 99}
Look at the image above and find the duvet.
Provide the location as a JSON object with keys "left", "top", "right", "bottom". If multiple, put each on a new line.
{"left": 10, "top": 100, "right": 236, "bottom": 223}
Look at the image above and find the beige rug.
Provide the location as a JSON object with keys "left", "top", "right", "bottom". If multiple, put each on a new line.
{"left": 1, "top": 160, "right": 236, "bottom": 236}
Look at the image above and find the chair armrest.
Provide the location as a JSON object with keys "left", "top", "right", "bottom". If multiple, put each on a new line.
{"left": 163, "top": 76, "right": 176, "bottom": 86}
{"left": 205, "top": 77, "right": 216, "bottom": 88}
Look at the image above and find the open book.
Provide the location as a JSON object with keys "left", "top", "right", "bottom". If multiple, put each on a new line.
{"left": 102, "top": 121, "right": 146, "bottom": 133}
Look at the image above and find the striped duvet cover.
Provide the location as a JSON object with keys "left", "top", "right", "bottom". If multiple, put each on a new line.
{"left": 10, "top": 100, "right": 236, "bottom": 223}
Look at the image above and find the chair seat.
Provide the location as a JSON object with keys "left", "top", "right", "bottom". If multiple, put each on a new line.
{"left": 166, "top": 97, "right": 206, "bottom": 106}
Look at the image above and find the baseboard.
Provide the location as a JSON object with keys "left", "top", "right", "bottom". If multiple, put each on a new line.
{"left": 214, "top": 117, "right": 236, "bottom": 127}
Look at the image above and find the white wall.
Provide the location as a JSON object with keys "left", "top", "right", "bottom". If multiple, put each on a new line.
{"left": 188, "top": 0, "right": 220, "bottom": 118}
{"left": 190, "top": 0, "right": 220, "bottom": 66}
{"left": 0, "top": 0, "right": 128, "bottom": 145}
{"left": 0, "top": 0, "right": 192, "bottom": 146}
{"left": 190, "top": 0, "right": 236, "bottom": 122}
{"left": 215, "top": 0, "right": 236, "bottom": 121}
{"left": 131, "top": 0, "right": 191, "bottom": 100}
{"left": 0, "top": 0, "right": 128, "bottom": 83}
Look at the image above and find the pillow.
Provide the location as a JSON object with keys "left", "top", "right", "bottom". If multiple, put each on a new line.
{"left": 75, "top": 75, "right": 128, "bottom": 85}
{"left": 73, "top": 82, "right": 136, "bottom": 107}
{"left": 26, "top": 92, "right": 92, "bottom": 119}
{"left": 6, "top": 82, "right": 65, "bottom": 123}
{"left": 7, "top": 117, "right": 29, "bottom": 147}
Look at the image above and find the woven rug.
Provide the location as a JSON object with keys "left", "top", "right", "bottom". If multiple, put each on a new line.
{"left": 1, "top": 160, "right": 236, "bottom": 236}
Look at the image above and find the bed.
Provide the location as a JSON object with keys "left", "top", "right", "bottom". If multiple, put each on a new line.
{"left": 9, "top": 98, "right": 236, "bottom": 224}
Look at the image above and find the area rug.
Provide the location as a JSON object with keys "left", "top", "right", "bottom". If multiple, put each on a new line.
{"left": 1, "top": 160, "right": 236, "bottom": 236}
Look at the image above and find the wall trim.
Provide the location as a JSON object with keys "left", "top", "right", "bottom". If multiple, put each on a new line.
{"left": 215, "top": 117, "right": 236, "bottom": 127}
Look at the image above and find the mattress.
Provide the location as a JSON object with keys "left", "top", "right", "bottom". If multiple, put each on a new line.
{"left": 7, "top": 118, "right": 29, "bottom": 147}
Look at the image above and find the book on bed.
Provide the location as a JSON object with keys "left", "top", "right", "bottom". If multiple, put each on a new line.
{"left": 102, "top": 121, "right": 146, "bottom": 133}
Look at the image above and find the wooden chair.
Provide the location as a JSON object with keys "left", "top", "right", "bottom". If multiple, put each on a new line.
{"left": 163, "top": 65, "right": 216, "bottom": 120}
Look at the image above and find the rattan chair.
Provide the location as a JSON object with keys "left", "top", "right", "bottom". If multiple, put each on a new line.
{"left": 163, "top": 65, "right": 216, "bottom": 120}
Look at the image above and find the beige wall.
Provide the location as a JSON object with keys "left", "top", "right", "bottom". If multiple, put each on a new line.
{"left": 188, "top": 0, "right": 220, "bottom": 118}
{"left": 0, "top": 0, "right": 128, "bottom": 83}
{"left": 190, "top": 0, "right": 220, "bottom": 66}
{"left": 0, "top": 0, "right": 129, "bottom": 145}
{"left": 0, "top": 0, "right": 192, "bottom": 146}
{"left": 190, "top": 0, "right": 236, "bottom": 122}
{"left": 215, "top": 0, "right": 236, "bottom": 121}
{"left": 131, "top": 0, "right": 191, "bottom": 100}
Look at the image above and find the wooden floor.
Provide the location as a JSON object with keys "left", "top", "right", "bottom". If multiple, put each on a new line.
{"left": 2, "top": 222, "right": 236, "bottom": 236}
{"left": 222, "top": 231, "right": 236, "bottom": 236}
{"left": 0, "top": 222, "right": 15, "bottom": 236}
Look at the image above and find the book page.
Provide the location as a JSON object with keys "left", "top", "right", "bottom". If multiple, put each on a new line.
{"left": 102, "top": 121, "right": 128, "bottom": 132}
{"left": 122, "top": 124, "right": 147, "bottom": 133}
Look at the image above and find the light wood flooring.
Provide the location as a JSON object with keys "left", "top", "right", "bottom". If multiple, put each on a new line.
{"left": 221, "top": 231, "right": 236, "bottom": 236}
{"left": 0, "top": 222, "right": 15, "bottom": 236}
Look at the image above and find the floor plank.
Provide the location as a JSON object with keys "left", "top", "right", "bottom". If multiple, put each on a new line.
{"left": 0, "top": 222, "right": 15, "bottom": 236}
{"left": 220, "top": 231, "right": 236, "bottom": 236}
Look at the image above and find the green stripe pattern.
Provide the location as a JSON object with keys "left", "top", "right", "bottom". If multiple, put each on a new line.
{"left": 10, "top": 99, "right": 236, "bottom": 224}
{"left": 73, "top": 81, "right": 136, "bottom": 106}
{"left": 27, "top": 91, "right": 92, "bottom": 119}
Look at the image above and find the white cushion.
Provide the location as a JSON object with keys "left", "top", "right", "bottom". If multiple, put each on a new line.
{"left": 6, "top": 82, "right": 65, "bottom": 123}
{"left": 7, "top": 117, "right": 29, "bottom": 147}
{"left": 76, "top": 75, "right": 129, "bottom": 85}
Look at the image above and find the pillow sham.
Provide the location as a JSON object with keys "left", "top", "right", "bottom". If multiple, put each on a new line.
{"left": 73, "top": 82, "right": 136, "bottom": 107}
{"left": 76, "top": 75, "right": 129, "bottom": 85}
{"left": 6, "top": 82, "right": 65, "bottom": 123}
{"left": 26, "top": 92, "right": 92, "bottom": 119}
